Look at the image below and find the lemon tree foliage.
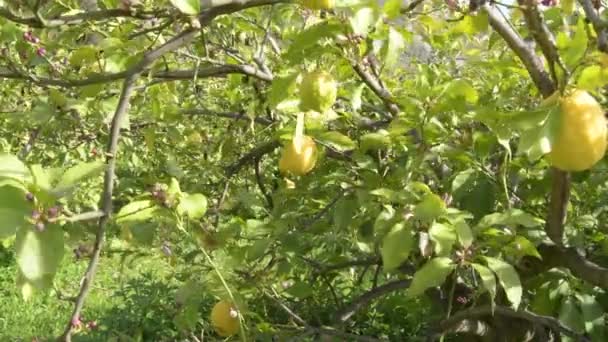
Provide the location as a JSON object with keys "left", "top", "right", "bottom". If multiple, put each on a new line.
{"left": 1, "top": 0, "right": 608, "bottom": 341}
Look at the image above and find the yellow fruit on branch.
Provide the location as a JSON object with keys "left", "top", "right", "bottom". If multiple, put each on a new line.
{"left": 299, "top": 70, "right": 337, "bottom": 113}
{"left": 210, "top": 300, "right": 240, "bottom": 337}
{"left": 279, "top": 135, "right": 318, "bottom": 176}
{"left": 301, "top": 0, "right": 335, "bottom": 10}
{"left": 548, "top": 89, "right": 607, "bottom": 172}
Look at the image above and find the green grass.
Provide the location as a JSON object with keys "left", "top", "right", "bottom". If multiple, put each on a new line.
{"left": 0, "top": 244, "right": 186, "bottom": 341}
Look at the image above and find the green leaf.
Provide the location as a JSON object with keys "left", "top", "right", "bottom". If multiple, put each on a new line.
{"left": 413, "top": 193, "right": 446, "bottom": 223}
{"left": 505, "top": 235, "right": 542, "bottom": 259}
{"left": 69, "top": 46, "right": 98, "bottom": 67}
{"left": 472, "top": 263, "right": 496, "bottom": 303}
{"left": 381, "top": 222, "right": 414, "bottom": 270}
{"left": 285, "top": 281, "right": 313, "bottom": 299}
{"left": 284, "top": 20, "right": 347, "bottom": 63}
{"left": 558, "top": 297, "right": 586, "bottom": 339}
{"left": 578, "top": 294, "right": 605, "bottom": 341}
{"left": 53, "top": 160, "right": 105, "bottom": 196}
{"left": 351, "top": 83, "right": 365, "bottom": 112}
{"left": 317, "top": 131, "right": 356, "bottom": 151}
{"left": 15, "top": 224, "right": 64, "bottom": 281}
{"left": 577, "top": 65, "right": 608, "bottom": 90}
{"left": 383, "top": 0, "right": 402, "bottom": 19}
{"left": 177, "top": 193, "right": 207, "bottom": 219}
{"left": 246, "top": 239, "right": 271, "bottom": 261}
{"left": 517, "top": 106, "right": 561, "bottom": 161}
{"left": 443, "top": 79, "right": 478, "bottom": 104}
{"left": 268, "top": 73, "right": 299, "bottom": 109}
{"left": 0, "top": 185, "right": 31, "bottom": 239}
{"left": 483, "top": 257, "right": 522, "bottom": 309}
{"left": 428, "top": 222, "right": 456, "bottom": 256}
{"left": 167, "top": 177, "right": 182, "bottom": 198}
{"left": 350, "top": 7, "right": 378, "bottom": 36}
{"left": 407, "top": 257, "right": 455, "bottom": 297}
{"left": 453, "top": 219, "right": 474, "bottom": 248}
{"left": 169, "top": 0, "right": 200, "bottom": 15}
{"left": 0, "top": 153, "right": 31, "bottom": 184}
{"left": 29, "top": 164, "right": 61, "bottom": 191}
{"left": 531, "top": 281, "right": 558, "bottom": 316}
{"left": 477, "top": 209, "right": 544, "bottom": 230}
{"left": 129, "top": 222, "right": 157, "bottom": 246}
{"left": 557, "top": 16, "right": 588, "bottom": 68}
{"left": 360, "top": 130, "right": 391, "bottom": 152}
{"left": 382, "top": 27, "right": 405, "bottom": 70}
{"left": 116, "top": 200, "right": 160, "bottom": 224}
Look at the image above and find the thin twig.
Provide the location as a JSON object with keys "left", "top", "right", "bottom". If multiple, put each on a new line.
{"left": 19, "top": 127, "right": 41, "bottom": 159}
{"left": 254, "top": 157, "right": 274, "bottom": 209}
{"left": 578, "top": 0, "right": 608, "bottom": 52}
{"left": 352, "top": 62, "right": 400, "bottom": 116}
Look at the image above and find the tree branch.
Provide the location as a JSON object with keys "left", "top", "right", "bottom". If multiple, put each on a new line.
{"left": 516, "top": 0, "right": 568, "bottom": 84}
{"left": 482, "top": 3, "right": 555, "bottom": 97}
{"left": 335, "top": 279, "right": 410, "bottom": 323}
{"left": 60, "top": 74, "right": 139, "bottom": 342}
{"left": 0, "top": 60, "right": 273, "bottom": 88}
{"left": 578, "top": 0, "right": 608, "bottom": 52}
{"left": 264, "top": 289, "right": 386, "bottom": 342}
{"left": 0, "top": 7, "right": 170, "bottom": 27}
{"left": 352, "top": 62, "right": 400, "bottom": 116}
{"left": 254, "top": 157, "right": 274, "bottom": 209}
{"left": 432, "top": 305, "right": 589, "bottom": 341}
{"left": 180, "top": 108, "right": 274, "bottom": 125}
{"left": 535, "top": 242, "right": 608, "bottom": 290}
{"left": 225, "top": 139, "right": 281, "bottom": 176}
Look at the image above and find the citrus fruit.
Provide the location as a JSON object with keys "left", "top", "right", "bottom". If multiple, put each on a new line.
{"left": 301, "top": 0, "right": 335, "bottom": 10}
{"left": 210, "top": 300, "right": 240, "bottom": 337}
{"left": 299, "top": 71, "right": 337, "bottom": 113}
{"left": 548, "top": 89, "right": 607, "bottom": 171}
{"left": 278, "top": 135, "right": 318, "bottom": 176}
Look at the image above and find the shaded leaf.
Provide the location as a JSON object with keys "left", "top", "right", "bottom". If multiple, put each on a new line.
{"left": 483, "top": 256, "right": 522, "bottom": 309}
{"left": 407, "top": 257, "right": 455, "bottom": 297}
{"left": 472, "top": 263, "right": 497, "bottom": 303}
{"left": 381, "top": 223, "right": 414, "bottom": 270}
{"left": 453, "top": 219, "right": 474, "bottom": 248}
{"left": 317, "top": 131, "right": 356, "bottom": 151}
{"left": 116, "top": 200, "right": 160, "bottom": 224}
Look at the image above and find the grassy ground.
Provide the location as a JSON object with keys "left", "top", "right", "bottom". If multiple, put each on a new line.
{"left": 0, "top": 243, "right": 189, "bottom": 341}
{"left": 0, "top": 241, "right": 429, "bottom": 342}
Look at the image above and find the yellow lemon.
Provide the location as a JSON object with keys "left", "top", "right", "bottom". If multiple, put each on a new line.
{"left": 210, "top": 300, "right": 240, "bottom": 337}
{"left": 299, "top": 71, "right": 337, "bottom": 113}
{"left": 548, "top": 89, "right": 607, "bottom": 171}
{"left": 301, "top": 0, "right": 335, "bottom": 10}
{"left": 278, "top": 135, "right": 318, "bottom": 176}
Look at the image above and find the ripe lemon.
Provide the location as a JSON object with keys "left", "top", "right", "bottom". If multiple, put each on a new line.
{"left": 279, "top": 135, "right": 318, "bottom": 176}
{"left": 301, "top": 0, "right": 335, "bottom": 10}
{"left": 299, "top": 71, "right": 337, "bottom": 113}
{"left": 548, "top": 89, "right": 607, "bottom": 171}
{"left": 210, "top": 300, "right": 240, "bottom": 337}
